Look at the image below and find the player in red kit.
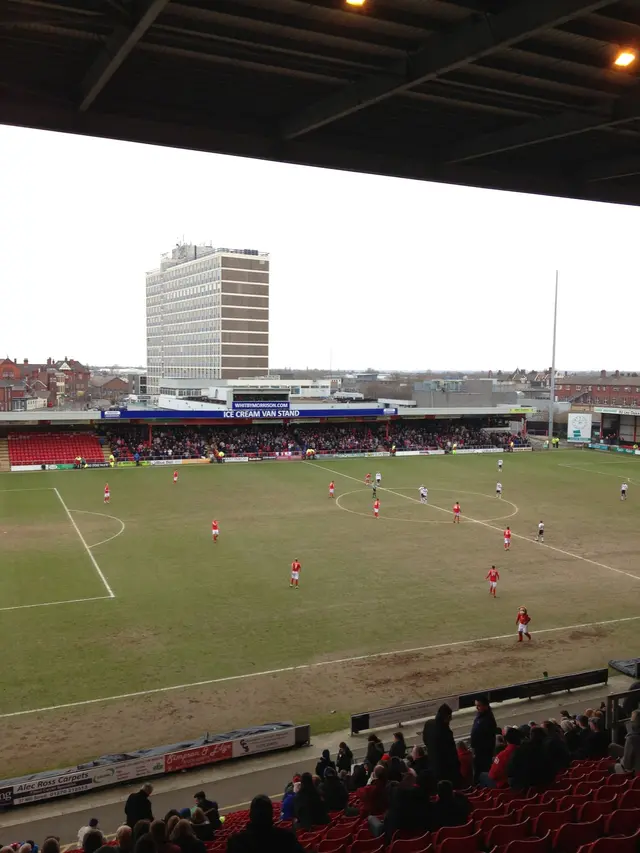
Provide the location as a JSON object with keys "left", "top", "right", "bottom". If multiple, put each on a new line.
{"left": 516, "top": 606, "right": 531, "bottom": 641}
{"left": 365, "top": 473, "right": 372, "bottom": 485}
{"left": 173, "top": 470, "right": 178, "bottom": 484}
{"left": 290, "top": 559, "right": 301, "bottom": 588}
{"left": 211, "top": 520, "right": 219, "bottom": 542}
{"left": 373, "top": 498, "right": 380, "bottom": 518}
{"left": 503, "top": 527, "right": 512, "bottom": 550}
{"left": 453, "top": 502, "right": 461, "bottom": 523}
{"left": 104, "top": 483, "right": 110, "bottom": 504}
{"left": 329, "top": 481, "right": 335, "bottom": 498}
{"left": 486, "top": 565, "right": 499, "bottom": 597}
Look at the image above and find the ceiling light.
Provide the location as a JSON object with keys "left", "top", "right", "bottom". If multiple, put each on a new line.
{"left": 346, "top": 0, "right": 367, "bottom": 6}
{"left": 614, "top": 49, "right": 637, "bottom": 68}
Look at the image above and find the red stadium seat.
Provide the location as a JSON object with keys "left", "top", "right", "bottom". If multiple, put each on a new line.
{"left": 618, "top": 790, "right": 640, "bottom": 809}
{"left": 552, "top": 819, "right": 602, "bottom": 853}
{"left": 473, "top": 805, "right": 508, "bottom": 821}
{"left": 504, "top": 832, "right": 552, "bottom": 853}
{"left": 518, "top": 804, "right": 554, "bottom": 822}
{"left": 533, "top": 809, "right": 575, "bottom": 836}
{"left": 577, "top": 800, "right": 616, "bottom": 822}
{"left": 350, "top": 839, "right": 385, "bottom": 853}
{"left": 485, "top": 819, "right": 531, "bottom": 849}
{"left": 604, "top": 807, "right": 640, "bottom": 835}
{"left": 576, "top": 832, "right": 640, "bottom": 853}
{"left": 607, "top": 773, "right": 633, "bottom": 788}
{"left": 432, "top": 822, "right": 475, "bottom": 848}
{"left": 389, "top": 835, "right": 432, "bottom": 853}
{"left": 436, "top": 830, "right": 483, "bottom": 853}
{"left": 557, "top": 795, "right": 592, "bottom": 811}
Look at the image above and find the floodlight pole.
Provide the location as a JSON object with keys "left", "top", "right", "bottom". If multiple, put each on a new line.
{"left": 548, "top": 271, "right": 559, "bottom": 447}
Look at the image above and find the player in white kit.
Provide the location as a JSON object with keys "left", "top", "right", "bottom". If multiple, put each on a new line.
{"left": 621, "top": 482, "right": 629, "bottom": 501}
{"left": 498, "top": 459, "right": 503, "bottom": 472}
{"left": 375, "top": 472, "right": 382, "bottom": 485}
{"left": 536, "top": 520, "right": 544, "bottom": 542}
{"left": 419, "top": 485, "right": 428, "bottom": 504}
{"left": 496, "top": 482, "right": 502, "bottom": 498}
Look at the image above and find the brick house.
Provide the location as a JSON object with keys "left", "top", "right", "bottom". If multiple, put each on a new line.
{"left": 555, "top": 370, "right": 640, "bottom": 408}
{"left": 0, "top": 357, "right": 91, "bottom": 404}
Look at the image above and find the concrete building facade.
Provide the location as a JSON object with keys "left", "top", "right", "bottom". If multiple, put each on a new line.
{"left": 146, "top": 243, "right": 269, "bottom": 396}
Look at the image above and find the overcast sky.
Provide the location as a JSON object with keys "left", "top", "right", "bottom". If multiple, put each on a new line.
{"left": 1, "top": 124, "right": 638, "bottom": 372}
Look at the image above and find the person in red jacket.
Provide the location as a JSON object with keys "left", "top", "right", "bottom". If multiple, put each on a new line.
{"left": 358, "top": 765, "right": 389, "bottom": 817}
{"left": 456, "top": 740, "right": 473, "bottom": 788}
{"left": 477, "top": 727, "right": 521, "bottom": 788}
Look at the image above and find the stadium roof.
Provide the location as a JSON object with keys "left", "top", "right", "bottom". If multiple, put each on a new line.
{"left": 4, "top": 0, "right": 640, "bottom": 205}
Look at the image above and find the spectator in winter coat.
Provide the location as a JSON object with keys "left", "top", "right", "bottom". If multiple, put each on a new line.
{"left": 430, "top": 781, "right": 472, "bottom": 830}
{"left": 616, "top": 711, "right": 640, "bottom": 773}
{"left": 470, "top": 696, "right": 498, "bottom": 781}
{"left": 478, "top": 727, "right": 521, "bottom": 788}
{"left": 336, "top": 742, "right": 353, "bottom": 774}
{"left": 294, "top": 773, "right": 330, "bottom": 830}
{"left": 125, "top": 785, "right": 154, "bottom": 828}
{"left": 190, "top": 809, "right": 214, "bottom": 842}
{"left": 380, "top": 771, "right": 432, "bottom": 842}
{"left": 280, "top": 783, "right": 298, "bottom": 822}
{"left": 365, "top": 735, "right": 385, "bottom": 767}
{"left": 315, "top": 750, "right": 336, "bottom": 779}
{"left": 389, "top": 732, "right": 407, "bottom": 760}
{"left": 319, "top": 768, "right": 348, "bottom": 812}
{"left": 456, "top": 741, "right": 473, "bottom": 788}
{"left": 423, "top": 704, "right": 461, "bottom": 787}
{"left": 408, "top": 746, "right": 429, "bottom": 777}
{"left": 508, "top": 727, "right": 556, "bottom": 789}
{"left": 227, "top": 795, "right": 303, "bottom": 853}
{"left": 358, "top": 766, "right": 389, "bottom": 818}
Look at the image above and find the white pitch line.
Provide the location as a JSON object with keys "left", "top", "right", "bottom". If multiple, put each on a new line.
{"left": 53, "top": 488, "right": 115, "bottom": 598}
{"left": 310, "top": 462, "right": 640, "bottom": 583}
{"left": 0, "top": 596, "right": 113, "bottom": 614}
{"left": 559, "top": 463, "right": 640, "bottom": 488}
{"left": 70, "top": 509, "right": 126, "bottom": 548}
{"left": 1, "top": 613, "right": 638, "bottom": 720}
{"left": 0, "top": 487, "right": 56, "bottom": 493}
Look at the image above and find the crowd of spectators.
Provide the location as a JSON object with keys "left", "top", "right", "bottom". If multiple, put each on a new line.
{"left": 100, "top": 424, "right": 529, "bottom": 461}
{"left": 6, "top": 698, "right": 638, "bottom": 853}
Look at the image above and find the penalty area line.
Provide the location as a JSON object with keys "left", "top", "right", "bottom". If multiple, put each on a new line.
{"left": 1, "top": 614, "right": 639, "bottom": 720}
{"left": 53, "top": 488, "right": 115, "bottom": 598}
{"left": 309, "top": 462, "right": 640, "bottom": 583}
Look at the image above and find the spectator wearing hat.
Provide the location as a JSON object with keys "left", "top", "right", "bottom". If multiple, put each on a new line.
{"left": 78, "top": 820, "right": 100, "bottom": 847}
{"left": 478, "top": 727, "right": 521, "bottom": 789}
{"left": 319, "top": 768, "right": 348, "bottom": 812}
{"left": 315, "top": 749, "right": 336, "bottom": 779}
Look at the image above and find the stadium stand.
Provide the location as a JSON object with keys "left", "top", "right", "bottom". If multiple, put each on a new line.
{"left": 12, "top": 706, "right": 640, "bottom": 853}
{"left": 100, "top": 424, "right": 530, "bottom": 461}
{"left": 8, "top": 432, "right": 104, "bottom": 466}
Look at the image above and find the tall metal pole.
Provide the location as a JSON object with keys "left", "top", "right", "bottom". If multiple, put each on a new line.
{"left": 548, "top": 271, "right": 559, "bottom": 446}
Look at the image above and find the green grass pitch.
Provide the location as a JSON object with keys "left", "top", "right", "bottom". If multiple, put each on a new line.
{"left": 1, "top": 450, "right": 639, "bottom": 776}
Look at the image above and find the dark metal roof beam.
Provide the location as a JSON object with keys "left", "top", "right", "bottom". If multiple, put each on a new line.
{"left": 584, "top": 152, "right": 640, "bottom": 181}
{"left": 446, "top": 86, "right": 640, "bottom": 163}
{"left": 78, "top": 0, "right": 170, "bottom": 111}
{"left": 280, "top": 0, "right": 614, "bottom": 140}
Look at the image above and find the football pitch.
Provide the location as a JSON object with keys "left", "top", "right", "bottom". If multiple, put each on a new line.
{"left": 1, "top": 450, "right": 640, "bottom": 777}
